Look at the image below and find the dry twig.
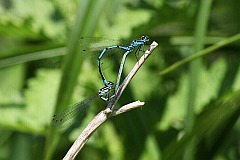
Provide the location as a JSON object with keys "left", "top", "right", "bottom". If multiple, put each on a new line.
{"left": 63, "top": 41, "right": 158, "bottom": 160}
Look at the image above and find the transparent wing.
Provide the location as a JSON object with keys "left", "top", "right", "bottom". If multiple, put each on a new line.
{"left": 52, "top": 94, "right": 98, "bottom": 128}
{"left": 78, "top": 37, "right": 130, "bottom": 49}
{"left": 78, "top": 37, "right": 131, "bottom": 70}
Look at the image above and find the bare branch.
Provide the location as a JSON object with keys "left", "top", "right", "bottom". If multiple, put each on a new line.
{"left": 108, "top": 101, "right": 145, "bottom": 116}
{"left": 63, "top": 41, "right": 158, "bottom": 160}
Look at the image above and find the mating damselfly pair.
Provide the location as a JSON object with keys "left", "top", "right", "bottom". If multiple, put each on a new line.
{"left": 52, "top": 36, "right": 150, "bottom": 128}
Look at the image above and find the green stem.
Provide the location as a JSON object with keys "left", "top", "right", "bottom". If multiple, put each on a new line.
{"left": 44, "top": 1, "right": 90, "bottom": 160}
{"left": 184, "top": 0, "right": 213, "bottom": 159}
{"left": 158, "top": 33, "right": 240, "bottom": 76}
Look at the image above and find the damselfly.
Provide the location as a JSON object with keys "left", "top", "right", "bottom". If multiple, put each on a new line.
{"left": 79, "top": 36, "right": 149, "bottom": 93}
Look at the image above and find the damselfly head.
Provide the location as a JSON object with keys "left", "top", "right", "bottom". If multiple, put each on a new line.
{"left": 141, "top": 36, "right": 150, "bottom": 43}
{"left": 107, "top": 81, "right": 114, "bottom": 87}
{"left": 98, "top": 81, "right": 114, "bottom": 96}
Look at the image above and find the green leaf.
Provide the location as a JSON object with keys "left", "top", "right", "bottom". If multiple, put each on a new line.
{"left": 0, "top": 69, "right": 60, "bottom": 134}
{"left": 162, "top": 89, "right": 240, "bottom": 159}
{"left": 158, "top": 57, "right": 227, "bottom": 130}
{"left": 25, "top": 69, "right": 60, "bottom": 134}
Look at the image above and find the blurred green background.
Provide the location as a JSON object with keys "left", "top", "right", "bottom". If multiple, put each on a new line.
{"left": 0, "top": 0, "right": 240, "bottom": 159}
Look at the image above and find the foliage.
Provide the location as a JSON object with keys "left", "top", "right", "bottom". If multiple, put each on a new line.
{"left": 0, "top": 0, "right": 240, "bottom": 159}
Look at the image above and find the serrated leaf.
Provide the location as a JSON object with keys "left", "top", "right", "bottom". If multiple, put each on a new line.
{"left": 24, "top": 69, "right": 60, "bottom": 134}
{"left": 159, "top": 58, "right": 227, "bottom": 130}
